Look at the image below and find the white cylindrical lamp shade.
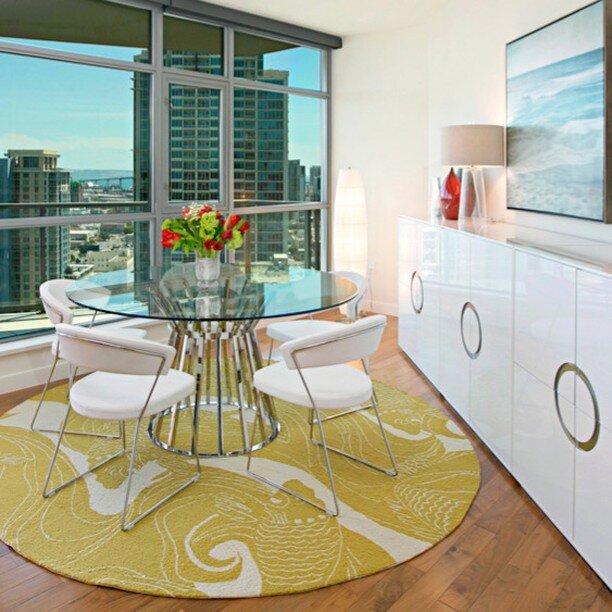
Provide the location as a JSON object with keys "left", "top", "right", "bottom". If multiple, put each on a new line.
{"left": 440, "top": 124, "right": 505, "bottom": 167}
{"left": 333, "top": 168, "right": 368, "bottom": 279}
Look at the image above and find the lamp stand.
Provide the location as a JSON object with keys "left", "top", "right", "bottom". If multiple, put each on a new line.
{"left": 459, "top": 166, "right": 487, "bottom": 223}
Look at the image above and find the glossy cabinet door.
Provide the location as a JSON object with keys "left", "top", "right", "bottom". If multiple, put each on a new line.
{"left": 398, "top": 219, "right": 420, "bottom": 365}
{"left": 398, "top": 217, "right": 417, "bottom": 287}
{"left": 416, "top": 223, "right": 440, "bottom": 385}
{"left": 398, "top": 220, "right": 440, "bottom": 386}
{"left": 575, "top": 270, "right": 612, "bottom": 587}
{"left": 437, "top": 230, "right": 471, "bottom": 420}
{"left": 576, "top": 270, "right": 612, "bottom": 431}
{"left": 574, "top": 410, "right": 611, "bottom": 588}
{"left": 469, "top": 239, "right": 513, "bottom": 468}
{"left": 513, "top": 364, "right": 575, "bottom": 537}
{"left": 514, "top": 251, "right": 576, "bottom": 400}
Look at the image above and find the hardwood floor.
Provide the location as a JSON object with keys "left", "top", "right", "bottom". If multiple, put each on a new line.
{"left": 0, "top": 315, "right": 610, "bottom": 611}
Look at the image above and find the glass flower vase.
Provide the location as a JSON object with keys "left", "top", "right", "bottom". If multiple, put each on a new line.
{"left": 195, "top": 254, "right": 220, "bottom": 285}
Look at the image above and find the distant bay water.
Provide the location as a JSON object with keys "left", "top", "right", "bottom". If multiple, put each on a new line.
{"left": 71, "top": 169, "right": 134, "bottom": 188}
{"left": 507, "top": 44, "right": 605, "bottom": 221}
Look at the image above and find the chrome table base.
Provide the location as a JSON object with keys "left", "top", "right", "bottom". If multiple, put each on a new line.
{"left": 147, "top": 319, "right": 279, "bottom": 458}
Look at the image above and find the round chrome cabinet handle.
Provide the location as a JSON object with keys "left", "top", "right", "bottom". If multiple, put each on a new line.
{"left": 410, "top": 271, "right": 424, "bottom": 314}
{"left": 460, "top": 302, "right": 482, "bottom": 360}
{"left": 554, "top": 363, "right": 600, "bottom": 452}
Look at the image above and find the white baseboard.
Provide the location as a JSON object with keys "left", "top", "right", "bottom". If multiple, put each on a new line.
{"left": 0, "top": 306, "right": 399, "bottom": 396}
{"left": 363, "top": 299, "right": 398, "bottom": 317}
{"left": 0, "top": 321, "right": 170, "bottom": 396}
{"left": 0, "top": 358, "right": 72, "bottom": 396}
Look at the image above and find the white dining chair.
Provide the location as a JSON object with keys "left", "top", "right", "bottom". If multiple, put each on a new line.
{"left": 265, "top": 271, "right": 367, "bottom": 363}
{"left": 43, "top": 323, "right": 199, "bottom": 531}
{"left": 248, "top": 314, "right": 397, "bottom": 517}
{"left": 32, "top": 279, "right": 147, "bottom": 438}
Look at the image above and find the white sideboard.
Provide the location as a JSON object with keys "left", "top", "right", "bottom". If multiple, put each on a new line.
{"left": 398, "top": 215, "right": 612, "bottom": 588}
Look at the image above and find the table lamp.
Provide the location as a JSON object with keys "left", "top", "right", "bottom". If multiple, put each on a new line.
{"left": 440, "top": 125, "right": 505, "bottom": 221}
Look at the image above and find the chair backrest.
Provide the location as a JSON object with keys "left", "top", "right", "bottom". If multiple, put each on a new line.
{"left": 55, "top": 323, "right": 176, "bottom": 376}
{"left": 280, "top": 314, "right": 386, "bottom": 370}
{"left": 40, "top": 279, "right": 75, "bottom": 326}
{"left": 334, "top": 271, "right": 367, "bottom": 321}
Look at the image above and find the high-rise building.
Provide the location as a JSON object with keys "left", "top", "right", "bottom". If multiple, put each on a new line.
{"left": 288, "top": 160, "right": 306, "bottom": 202}
{"left": 234, "top": 62, "right": 290, "bottom": 265}
{"left": 0, "top": 158, "right": 9, "bottom": 204}
{"left": 133, "top": 46, "right": 317, "bottom": 271}
{"left": 0, "top": 158, "right": 10, "bottom": 296}
{"left": 309, "top": 165, "right": 321, "bottom": 201}
{"left": 0, "top": 150, "right": 70, "bottom": 313}
{"left": 139, "top": 47, "right": 297, "bottom": 267}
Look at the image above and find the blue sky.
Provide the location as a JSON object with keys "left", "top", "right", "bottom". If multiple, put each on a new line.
{"left": 0, "top": 43, "right": 322, "bottom": 171}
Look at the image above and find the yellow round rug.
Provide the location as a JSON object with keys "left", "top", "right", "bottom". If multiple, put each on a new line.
{"left": 0, "top": 381, "right": 480, "bottom": 598}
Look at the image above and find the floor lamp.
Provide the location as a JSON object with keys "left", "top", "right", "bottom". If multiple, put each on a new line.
{"left": 440, "top": 125, "right": 505, "bottom": 222}
{"left": 333, "top": 168, "right": 368, "bottom": 279}
{"left": 333, "top": 168, "right": 368, "bottom": 316}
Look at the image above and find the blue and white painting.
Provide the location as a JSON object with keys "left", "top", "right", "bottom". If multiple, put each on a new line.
{"left": 507, "top": 1, "right": 605, "bottom": 221}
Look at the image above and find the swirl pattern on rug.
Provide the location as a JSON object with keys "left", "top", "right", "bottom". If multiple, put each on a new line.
{"left": 0, "top": 380, "right": 480, "bottom": 598}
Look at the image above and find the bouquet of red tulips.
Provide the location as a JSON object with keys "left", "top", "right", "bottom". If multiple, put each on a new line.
{"left": 161, "top": 203, "right": 250, "bottom": 258}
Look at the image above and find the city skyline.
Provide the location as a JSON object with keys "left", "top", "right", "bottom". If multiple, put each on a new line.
{"left": 0, "top": 45, "right": 322, "bottom": 171}
{"left": 0, "top": 25, "right": 324, "bottom": 341}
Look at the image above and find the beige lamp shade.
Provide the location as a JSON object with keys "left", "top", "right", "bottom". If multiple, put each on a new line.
{"left": 441, "top": 125, "right": 505, "bottom": 167}
{"left": 333, "top": 168, "right": 368, "bottom": 279}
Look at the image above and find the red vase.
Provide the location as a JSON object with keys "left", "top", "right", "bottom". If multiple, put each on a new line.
{"left": 439, "top": 168, "right": 461, "bottom": 220}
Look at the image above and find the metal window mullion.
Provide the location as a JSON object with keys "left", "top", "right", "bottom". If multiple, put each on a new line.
{"left": 232, "top": 77, "right": 329, "bottom": 100}
{"left": 228, "top": 203, "right": 327, "bottom": 216}
{"left": 0, "top": 213, "right": 155, "bottom": 231}
{"left": 151, "top": 5, "right": 165, "bottom": 267}
{"left": 105, "top": 0, "right": 155, "bottom": 12}
{"left": 226, "top": 27, "right": 235, "bottom": 218}
{"left": 325, "top": 48, "right": 333, "bottom": 271}
{"left": 157, "top": 70, "right": 330, "bottom": 101}
{"left": 160, "top": 65, "right": 229, "bottom": 85}
{"left": 159, "top": 203, "right": 326, "bottom": 221}
{"left": 0, "top": 41, "right": 155, "bottom": 74}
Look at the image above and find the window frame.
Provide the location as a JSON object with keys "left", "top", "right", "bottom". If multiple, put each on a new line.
{"left": 0, "top": 0, "right": 332, "bottom": 342}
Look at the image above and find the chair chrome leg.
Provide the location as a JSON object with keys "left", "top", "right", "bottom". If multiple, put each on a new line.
{"left": 43, "top": 406, "right": 126, "bottom": 498}
{"left": 121, "top": 413, "right": 201, "bottom": 532}
{"left": 312, "top": 406, "right": 340, "bottom": 516}
{"left": 246, "top": 405, "right": 340, "bottom": 517}
{"left": 32, "top": 357, "right": 121, "bottom": 440}
{"left": 30, "top": 353, "right": 59, "bottom": 432}
{"left": 267, "top": 338, "right": 274, "bottom": 364}
{"left": 310, "top": 395, "right": 398, "bottom": 477}
{"left": 370, "top": 394, "right": 399, "bottom": 476}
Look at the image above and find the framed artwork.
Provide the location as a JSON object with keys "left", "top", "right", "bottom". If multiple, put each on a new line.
{"left": 506, "top": 0, "right": 612, "bottom": 222}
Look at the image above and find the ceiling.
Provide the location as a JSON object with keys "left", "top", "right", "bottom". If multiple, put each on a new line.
{"left": 198, "top": 0, "right": 429, "bottom": 37}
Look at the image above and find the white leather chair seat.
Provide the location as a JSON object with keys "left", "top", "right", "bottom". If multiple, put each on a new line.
{"left": 266, "top": 320, "right": 346, "bottom": 344}
{"left": 70, "top": 369, "right": 195, "bottom": 420}
{"left": 51, "top": 327, "right": 147, "bottom": 356}
{"left": 253, "top": 361, "right": 372, "bottom": 410}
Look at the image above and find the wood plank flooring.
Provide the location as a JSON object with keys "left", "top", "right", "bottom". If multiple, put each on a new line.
{"left": 0, "top": 315, "right": 610, "bottom": 611}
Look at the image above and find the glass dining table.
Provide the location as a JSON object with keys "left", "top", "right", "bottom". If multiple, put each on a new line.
{"left": 66, "top": 263, "right": 358, "bottom": 458}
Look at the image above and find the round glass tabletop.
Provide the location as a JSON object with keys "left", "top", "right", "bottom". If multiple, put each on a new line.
{"left": 65, "top": 264, "right": 358, "bottom": 322}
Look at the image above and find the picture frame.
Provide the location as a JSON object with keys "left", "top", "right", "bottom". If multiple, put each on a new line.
{"left": 506, "top": 0, "right": 612, "bottom": 223}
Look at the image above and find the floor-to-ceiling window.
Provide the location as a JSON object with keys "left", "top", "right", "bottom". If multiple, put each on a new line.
{"left": 0, "top": 0, "right": 331, "bottom": 342}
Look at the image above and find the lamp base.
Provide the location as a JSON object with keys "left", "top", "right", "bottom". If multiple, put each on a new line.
{"left": 459, "top": 167, "right": 487, "bottom": 226}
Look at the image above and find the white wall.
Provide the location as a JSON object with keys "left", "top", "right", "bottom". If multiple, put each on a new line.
{"left": 332, "top": 23, "right": 430, "bottom": 315}
{"left": 333, "top": 0, "right": 612, "bottom": 315}
{"left": 428, "top": 0, "right": 612, "bottom": 242}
